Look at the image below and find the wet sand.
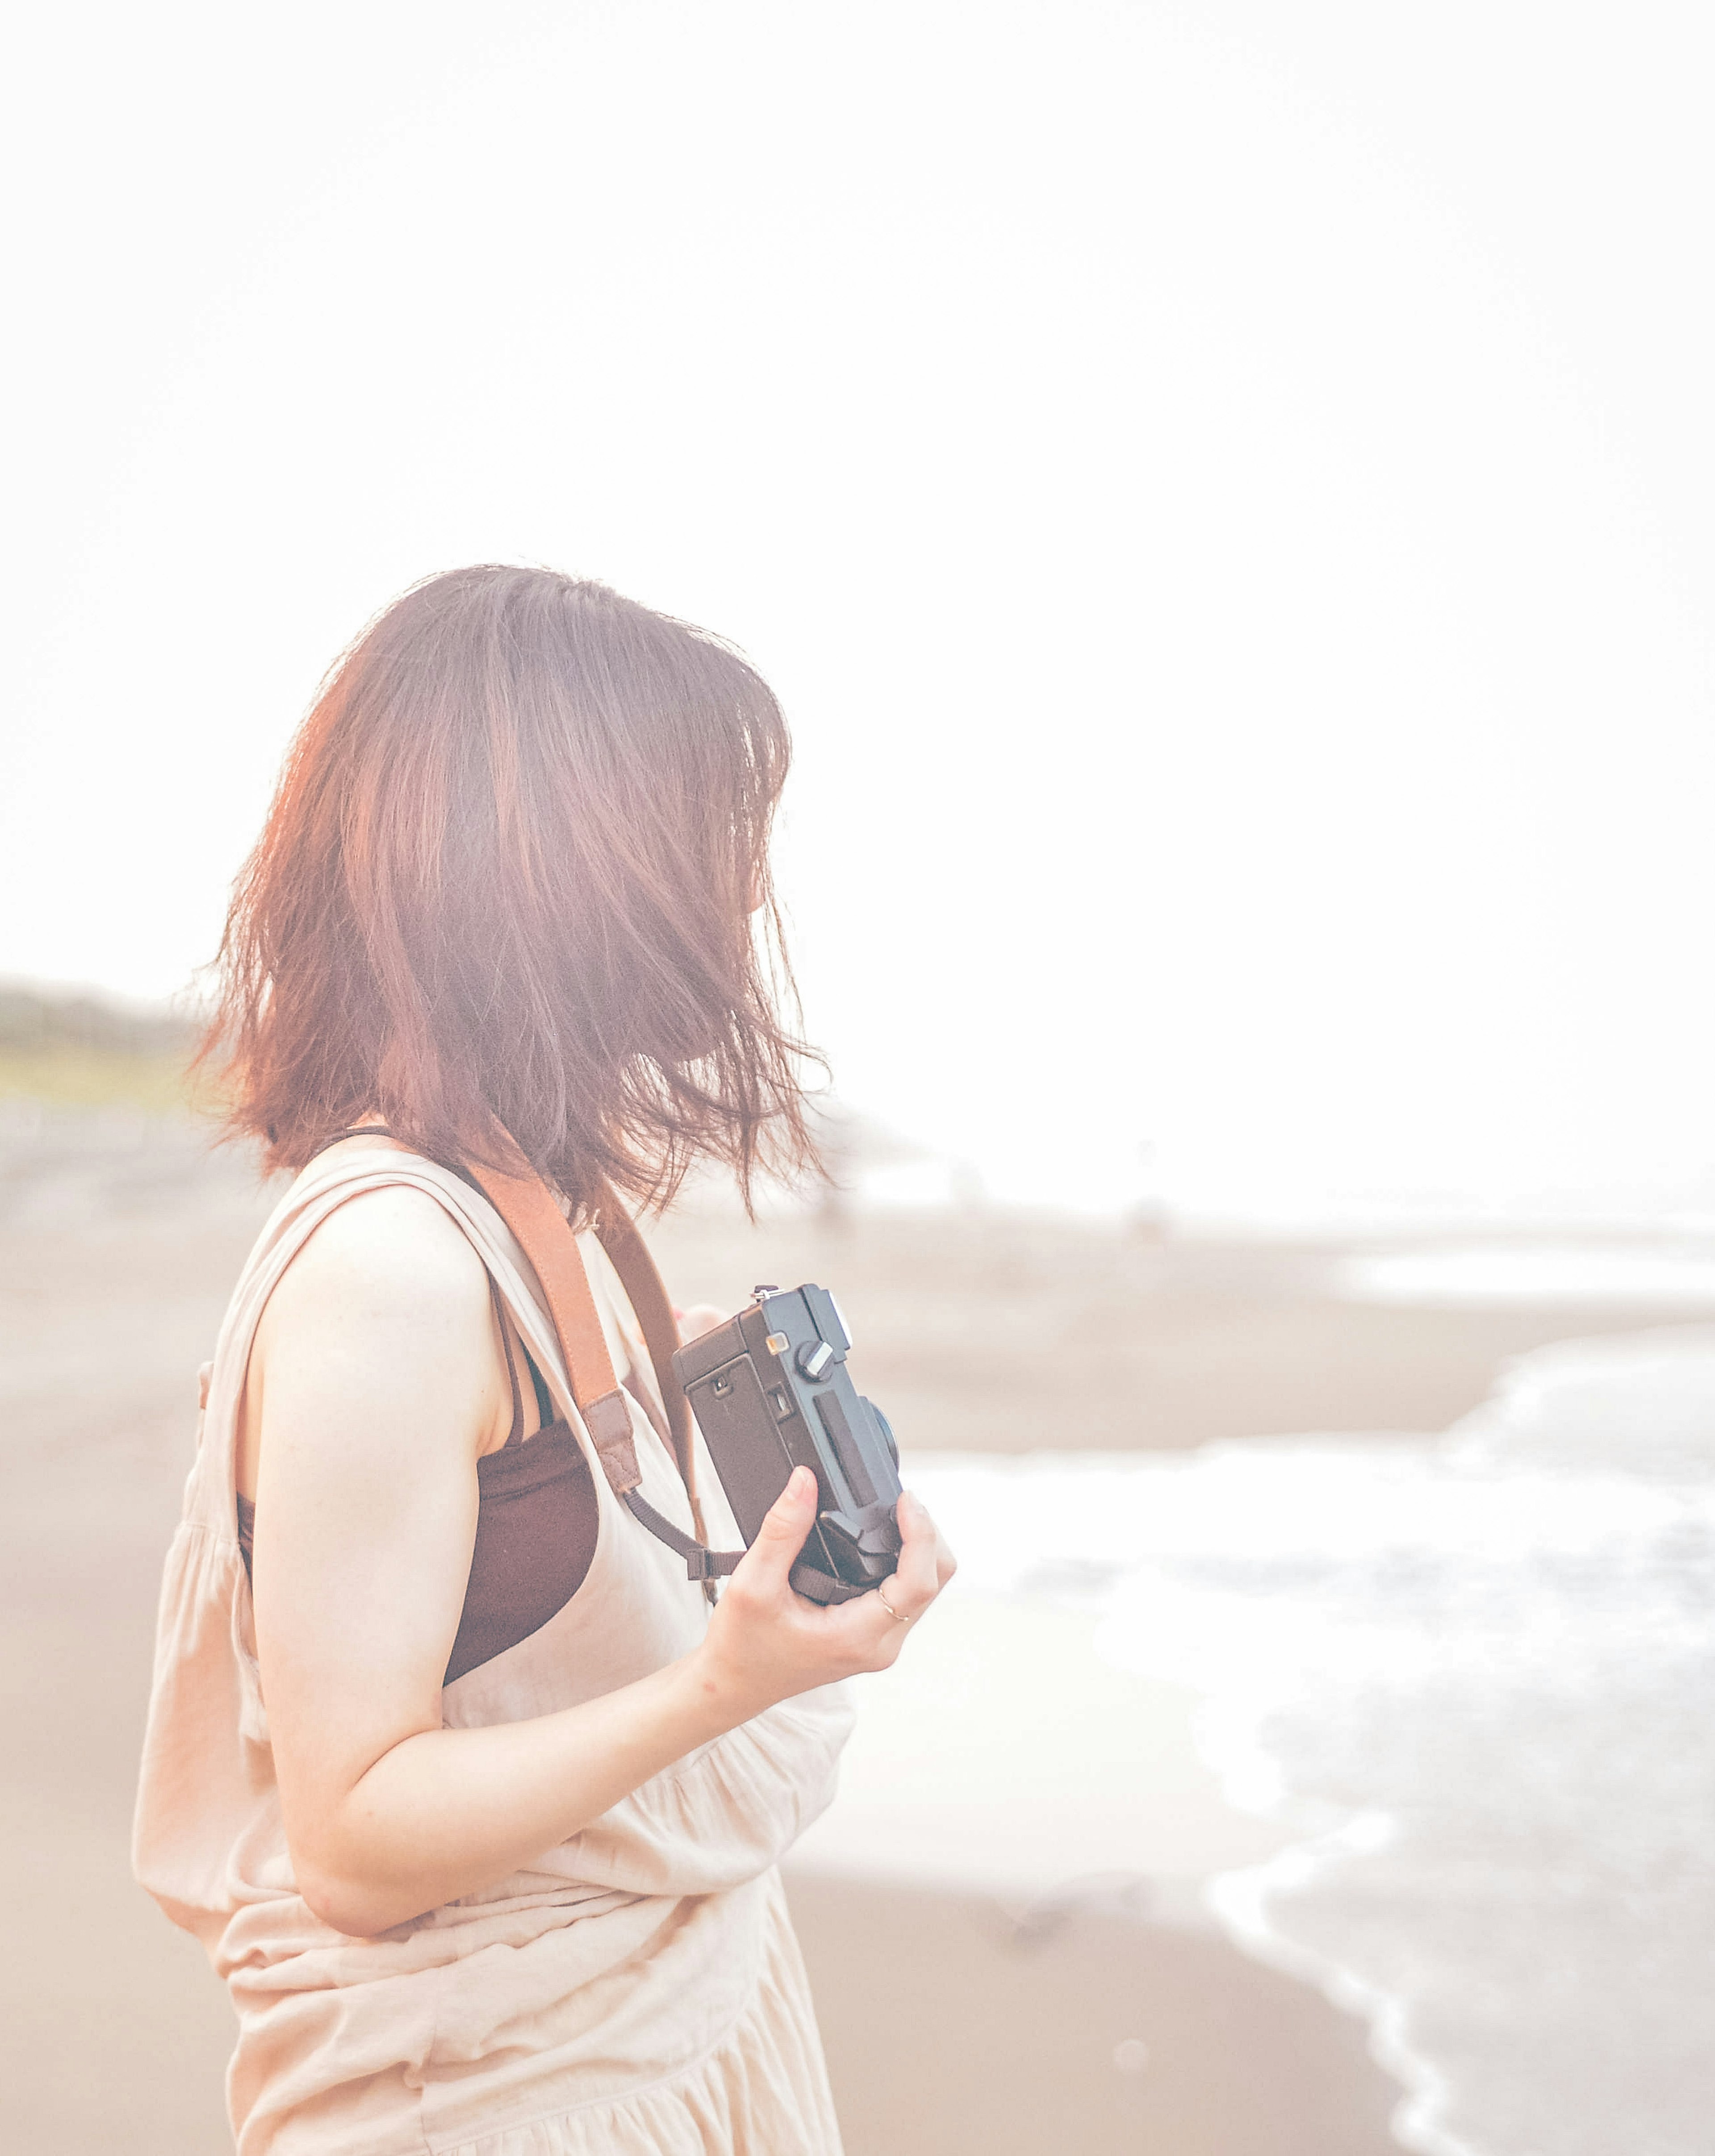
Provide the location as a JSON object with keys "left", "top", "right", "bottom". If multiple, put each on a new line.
{"left": 650, "top": 1189, "right": 1712, "bottom": 1449}
{"left": 6, "top": 1112, "right": 1706, "bottom": 2151}
{"left": 788, "top": 1873, "right": 1402, "bottom": 2156}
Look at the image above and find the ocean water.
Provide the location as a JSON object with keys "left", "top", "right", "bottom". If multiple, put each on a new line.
{"left": 908, "top": 1325, "right": 1715, "bottom": 2156}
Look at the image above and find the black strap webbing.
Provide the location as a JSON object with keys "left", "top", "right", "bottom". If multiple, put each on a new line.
{"left": 622, "top": 1490, "right": 745, "bottom": 1582}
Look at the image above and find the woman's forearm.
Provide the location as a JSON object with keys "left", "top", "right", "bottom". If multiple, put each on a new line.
{"left": 295, "top": 1650, "right": 745, "bottom": 1936}
{"left": 283, "top": 1474, "right": 956, "bottom": 1938}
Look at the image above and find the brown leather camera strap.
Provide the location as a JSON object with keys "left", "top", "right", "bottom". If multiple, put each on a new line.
{"left": 466, "top": 1139, "right": 715, "bottom": 1551}
{"left": 590, "top": 1196, "right": 705, "bottom": 1530}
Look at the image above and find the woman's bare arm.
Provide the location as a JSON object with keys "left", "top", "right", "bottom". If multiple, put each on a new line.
{"left": 247, "top": 1188, "right": 954, "bottom": 1937}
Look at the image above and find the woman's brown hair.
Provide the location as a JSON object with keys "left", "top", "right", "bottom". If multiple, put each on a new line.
{"left": 204, "top": 565, "right": 820, "bottom": 1212}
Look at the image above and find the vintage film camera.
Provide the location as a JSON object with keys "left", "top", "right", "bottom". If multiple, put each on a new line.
{"left": 673, "top": 1283, "right": 903, "bottom": 1605}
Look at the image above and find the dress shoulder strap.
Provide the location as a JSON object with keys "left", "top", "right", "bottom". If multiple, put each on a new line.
{"left": 312, "top": 1126, "right": 532, "bottom": 1449}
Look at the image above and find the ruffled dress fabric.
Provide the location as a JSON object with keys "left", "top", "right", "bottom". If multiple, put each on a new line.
{"left": 133, "top": 1147, "right": 855, "bottom": 2154}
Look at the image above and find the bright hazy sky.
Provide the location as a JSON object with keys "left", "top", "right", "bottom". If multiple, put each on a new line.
{"left": 4, "top": 2, "right": 1714, "bottom": 1220}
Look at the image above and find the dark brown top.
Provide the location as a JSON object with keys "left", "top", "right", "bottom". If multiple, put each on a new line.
{"left": 235, "top": 1344, "right": 601, "bottom": 1686}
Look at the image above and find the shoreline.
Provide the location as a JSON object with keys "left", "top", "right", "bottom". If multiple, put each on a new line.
{"left": 781, "top": 1577, "right": 1413, "bottom": 2152}
{"left": 1207, "top": 1837, "right": 1477, "bottom": 2156}
{"left": 784, "top": 1868, "right": 1405, "bottom": 2156}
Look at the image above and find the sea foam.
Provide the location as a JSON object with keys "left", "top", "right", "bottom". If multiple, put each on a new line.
{"left": 908, "top": 1324, "right": 1715, "bottom": 2156}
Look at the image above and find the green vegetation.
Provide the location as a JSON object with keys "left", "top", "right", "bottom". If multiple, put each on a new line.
{"left": 0, "top": 983, "right": 205, "bottom": 1114}
{"left": 0, "top": 1042, "right": 196, "bottom": 1111}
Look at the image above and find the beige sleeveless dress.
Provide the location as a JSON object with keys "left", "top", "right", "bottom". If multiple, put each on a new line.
{"left": 133, "top": 1143, "right": 854, "bottom": 2155}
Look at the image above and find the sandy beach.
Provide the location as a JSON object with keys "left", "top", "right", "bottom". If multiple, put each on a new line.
{"left": 6, "top": 1108, "right": 1708, "bottom": 2152}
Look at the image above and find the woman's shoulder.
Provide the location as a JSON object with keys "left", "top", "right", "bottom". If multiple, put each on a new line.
{"left": 240, "top": 1157, "right": 505, "bottom": 1491}
{"left": 268, "top": 1168, "right": 491, "bottom": 1330}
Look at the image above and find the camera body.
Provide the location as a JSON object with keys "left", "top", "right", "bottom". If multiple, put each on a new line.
{"left": 672, "top": 1283, "right": 903, "bottom": 1605}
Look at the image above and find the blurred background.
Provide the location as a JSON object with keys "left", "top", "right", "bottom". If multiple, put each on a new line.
{"left": 3, "top": 5, "right": 1713, "bottom": 2152}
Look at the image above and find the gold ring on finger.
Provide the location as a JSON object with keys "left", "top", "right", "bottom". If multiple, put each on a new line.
{"left": 876, "top": 1589, "right": 913, "bottom": 1624}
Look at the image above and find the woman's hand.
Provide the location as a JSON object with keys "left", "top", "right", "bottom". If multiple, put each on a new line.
{"left": 689, "top": 1467, "right": 957, "bottom": 1722}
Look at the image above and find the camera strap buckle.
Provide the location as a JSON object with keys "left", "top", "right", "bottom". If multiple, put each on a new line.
{"left": 622, "top": 1487, "right": 744, "bottom": 1585}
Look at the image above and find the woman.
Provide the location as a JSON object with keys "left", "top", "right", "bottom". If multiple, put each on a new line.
{"left": 134, "top": 566, "right": 956, "bottom": 2155}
